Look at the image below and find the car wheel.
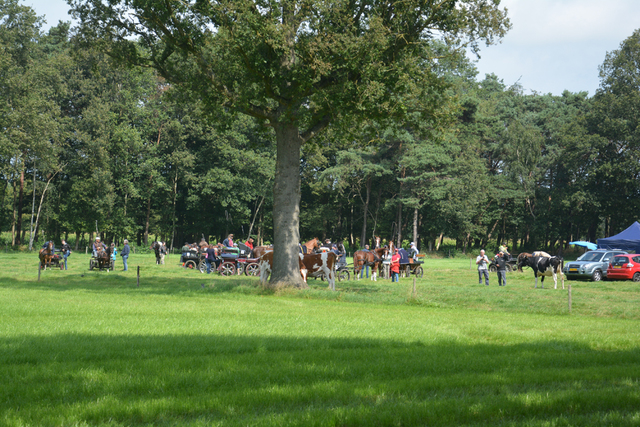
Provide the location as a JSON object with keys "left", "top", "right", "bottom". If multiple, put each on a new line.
{"left": 633, "top": 272, "right": 640, "bottom": 282}
{"left": 592, "top": 270, "right": 603, "bottom": 282}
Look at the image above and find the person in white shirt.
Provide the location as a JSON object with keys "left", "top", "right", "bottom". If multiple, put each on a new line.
{"left": 476, "top": 249, "right": 490, "bottom": 286}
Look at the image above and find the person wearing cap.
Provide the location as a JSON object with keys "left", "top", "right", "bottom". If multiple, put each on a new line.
{"left": 494, "top": 251, "right": 507, "bottom": 286}
{"left": 61, "top": 239, "right": 71, "bottom": 270}
{"left": 92, "top": 236, "right": 106, "bottom": 257}
{"left": 120, "top": 239, "right": 130, "bottom": 271}
{"left": 390, "top": 248, "right": 401, "bottom": 282}
{"left": 410, "top": 242, "right": 419, "bottom": 261}
{"left": 245, "top": 237, "right": 254, "bottom": 251}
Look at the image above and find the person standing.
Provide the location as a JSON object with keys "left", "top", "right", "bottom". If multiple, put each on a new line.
{"left": 110, "top": 243, "right": 117, "bottom": 269}
{"left": 120, "top": 239, "right": 130, "bottom": 271}
{"left": 205, "top": 245, "right": 219, "bottom": 274}
{"left": 494, "top": 251, "right": 507, "bottom": 286}
{"left": 390, "top": 248, "right": 401, "bottom": 282}
{"left": 476, "top": 249, "right": 490, "bottom": 286}
{"left": 159, "top": 242, "right": 167, "bottom": 265}
{"left": 61, "top": 239, "right": 71, "bottom": 270}
{"left": 360, "top": 244, "right": 370, "bottom": 279}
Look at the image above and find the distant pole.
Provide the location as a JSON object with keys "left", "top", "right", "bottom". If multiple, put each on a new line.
{"left": 137, "top": 266, "right": 140, "bottom": 287}
{"left": 568, "top": 284, "right": 572, "bottom": 314}
{"left": 412, "top": 276, "right": 416, "bottom": 298}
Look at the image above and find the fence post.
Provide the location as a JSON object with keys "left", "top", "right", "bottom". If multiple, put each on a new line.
{"left": 137, "top": 266, "right": 140, "bottom": 287}
{"left": 568, "top": 284, "right": 572, "bottom": 314}
{"left": 38, "top": 262, "right": 41, "bottom": 281}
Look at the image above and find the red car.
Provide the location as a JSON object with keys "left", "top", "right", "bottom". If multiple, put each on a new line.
{"left": 606, "top": 254, "right": 640, "bottom": 281}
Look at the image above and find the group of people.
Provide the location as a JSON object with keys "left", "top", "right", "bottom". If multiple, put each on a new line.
{"left": 476, "top": 245, "right": 510, "bottom": 286}
{"left": 39, "top": 236, "right": 130, "bottom": 271}
{"left": 180, "top": 234, "right": 257, "bottom": 274}
{"left": 358, "top": 241, "right": 420, "bottom": 282}
{"left": 92, "top": 236, "right": 131, "bottom": 271}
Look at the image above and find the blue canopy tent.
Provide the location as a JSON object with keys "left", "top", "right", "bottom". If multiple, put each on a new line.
{"left": 597, "top": 221, "right": 640, "bottom": 253}
{"left": 569, "top": 241, "right": 597, "bottom": 250}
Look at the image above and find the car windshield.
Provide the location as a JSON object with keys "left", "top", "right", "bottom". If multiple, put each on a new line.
{"left": 577, "top": 252, "right": 604, "bottom": 262}
{"left": 611, "top": 256, "right": 629, "bottom": 266}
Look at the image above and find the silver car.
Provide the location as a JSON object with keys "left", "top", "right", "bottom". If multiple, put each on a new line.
{"left": 563, "top": 249, "right": 628, "bottom": 281}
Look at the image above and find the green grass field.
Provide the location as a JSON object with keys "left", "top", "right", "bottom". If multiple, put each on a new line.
{"left": 1, "top": 252, "right": 640, "bottom": 426}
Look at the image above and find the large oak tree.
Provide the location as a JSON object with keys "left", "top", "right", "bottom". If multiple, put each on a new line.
{"left": 69, "top": 0, "right": 509, "bottom": 286}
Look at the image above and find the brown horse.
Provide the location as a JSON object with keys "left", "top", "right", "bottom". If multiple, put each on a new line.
{"left": 353, "top": 247, "right": 388, "bottom": 281}
{"left": 39, "top": 241, "right": 54, "bottom": 270}
{"left": 94, "top": 245, "right": 112, "bottom": 271}
{"left": 302, "top": 238, "right": 320, "bottom": 254}
{"left": 251, "top": 245, "right": 273, "bottom": 259}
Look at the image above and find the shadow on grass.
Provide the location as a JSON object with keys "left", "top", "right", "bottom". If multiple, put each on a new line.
{"left": 2, "top": 333, "right": 640, "bottom": 426}
{"left": 0, "top": 272, "right": 267, "bottom": 297}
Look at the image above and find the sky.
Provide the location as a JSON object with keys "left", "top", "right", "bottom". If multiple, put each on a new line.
{"left": 21, "top": 0, "right": 640, "bottom": 97}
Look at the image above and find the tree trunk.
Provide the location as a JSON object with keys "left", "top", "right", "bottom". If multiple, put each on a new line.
{"left": 412, "top": 208, "right": 418, "bottom": 248}
{"left": 29, "top": 163, "right": 37, "bottom": 250}
{"left": 396, "top": 202, "right": 403, "bottom": 246}
{"left": 270, "top": 124, "right": 304, "bottom": 287}
{"left": 360, "top": 175, "right": 371, "bottom": 247}
{"left": 144, "top": 175, "right": 153, "bottom": 246}
{"left": 170, "top": 169, "right": 178, "bottom": 251}
{"left": 15, "top": 168, "right": 25, "bottom": 245}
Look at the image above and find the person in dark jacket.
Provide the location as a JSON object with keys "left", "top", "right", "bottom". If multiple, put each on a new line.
{"left": 494, "top": 251, "right": 507, "bottom": 286}
{"left": 60, "top": 239, "right": 71, "bottom": 270}
{"left": 120, "top": 239, "right": 130, "bottom": 271}
{"left": 205, "top": 246, "right": 220, "bottom": 274}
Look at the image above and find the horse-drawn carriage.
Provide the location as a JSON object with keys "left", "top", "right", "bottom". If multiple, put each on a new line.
{"left": 400, "top": 257, "right": 424, "bottom": 278}
{"left": 488, "top": 254, "right": 518, "bottom": 272}
{"left": 182, "top": 243, "right": 261, "bottom": 276}
{"left": 38, "top": 242, "right": 64, "bottom": 270}
{"left": 182, "top": 250, "right": 206, "bottom": 272}
{"left": 218, "top": 244, "right": 261, "bottom": 276}
{"left": 89, "top": 247, "right": 114, "bottom": 271}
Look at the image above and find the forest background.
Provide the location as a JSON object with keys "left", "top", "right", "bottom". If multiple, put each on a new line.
{"left": 2, "top": 0, "right": 640, "bottom": 255}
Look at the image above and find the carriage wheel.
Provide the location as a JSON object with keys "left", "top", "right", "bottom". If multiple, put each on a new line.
{"left": 245, "top": 263, "right": 260, "bottom": 276}
{"left": 199, "top": 262, "right": 206, "bottom": 273}
{"left": 89, "top": 259, "right": 95, "bottom": 270}
{"left": 489, "top": 264, "right": 497, "bottom": 273}
{"left": 185, "top": 260, "right": 196, "bottom": 269}
{"left": 338, "top": 270, "right": 350, "bottom": 282}
{"left": 506, "top": 264, "right": 514, "bottom": 273}
{"left": 414, "top": 266, "right": 424, "bottom": 278}
{"left": 220, "top": 262, "right": 236, "bottom": 276}
{"left": 405, "top": 265, "right": 411, "bottom": 277}
{"left": 60, "top": 262, "right": 64, "bottom": 270}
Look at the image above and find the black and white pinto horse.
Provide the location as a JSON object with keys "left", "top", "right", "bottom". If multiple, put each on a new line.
{"left": 518, "top": 255, "right": 565, "bottom": 289}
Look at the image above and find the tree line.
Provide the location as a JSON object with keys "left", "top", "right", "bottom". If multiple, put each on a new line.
{"left": 2, "top": 0, "right": 639, "bottom": 256}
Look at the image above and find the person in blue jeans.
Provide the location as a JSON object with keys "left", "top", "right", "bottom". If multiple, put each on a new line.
{"left": 205, "top": 246, "right": 219, "bottom": 274}
{"left": 120, "top": 240, "right": 130, "bottom": 271}
{"left": 360, "top": 245, "right": 370, "bottom": 278}
{"left": 61, "top": 239, "right": 71, "bottom": 270}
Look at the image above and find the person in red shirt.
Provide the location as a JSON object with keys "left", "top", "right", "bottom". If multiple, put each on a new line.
{"left": 390, "top": 248, "right": 401, "bottom": 282}
{"left": 245, "top": 237, "right": 254, "bottom": 251}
